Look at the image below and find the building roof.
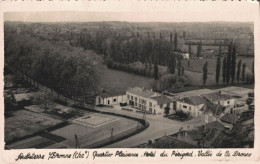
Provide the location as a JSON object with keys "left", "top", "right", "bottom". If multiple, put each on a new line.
{"left": 202, "top": 92, "right": 233, "bottom": 102}
{"left": 151, "top": 95, "right": 173, "bottom": 105}
{"left": 201, "top": 99, "right": 224, "bottom": 117}
{"left": 127, "top": 87, "right": 156, "bottom": 98}
{"left": 98, "top": 90, "right": 125, "bottom": 98}
{"left": 178, "top": 96, "right": 206, "bottom": 106}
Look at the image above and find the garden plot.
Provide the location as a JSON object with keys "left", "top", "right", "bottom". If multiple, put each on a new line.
{"left": 51, "top": 113, "right": 138, "bottom": 147}
{"left": 5, "top": 110, "right": 63, "bottom": 143}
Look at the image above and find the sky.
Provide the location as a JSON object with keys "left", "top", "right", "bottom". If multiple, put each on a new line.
{"left": 3, "top": 1, "right": 259, "bottom": 22}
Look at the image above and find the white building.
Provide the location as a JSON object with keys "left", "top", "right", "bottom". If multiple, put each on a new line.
{"left": 126, "top": 87, "right": 174, "bottom": 115}
{"left": 181, "top": 52, "right": 189, "bottom": 59}
{"left": 176, "top": 96, "right": 206, "bottom": 117}
{"left": 202, "top": 92, "right": 236, "bottom": 108}
{"left": 95, "top": 91, "right": 126, "bottom": 106}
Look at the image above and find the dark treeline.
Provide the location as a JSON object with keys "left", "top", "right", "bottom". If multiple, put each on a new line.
{"left": 5, "top": 32, "right": 97, "bottom": 103}
{"left": 77, "top": 31, "right": 184, "bottom": 78}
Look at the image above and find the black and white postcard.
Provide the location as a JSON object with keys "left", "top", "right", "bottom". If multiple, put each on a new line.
{"left": 0, "top": 0, "right": 259, "bottom": 163}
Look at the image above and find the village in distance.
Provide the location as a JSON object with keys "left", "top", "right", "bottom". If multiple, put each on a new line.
{"left": 4, "top": 20, "right": 255, "bottom": 149}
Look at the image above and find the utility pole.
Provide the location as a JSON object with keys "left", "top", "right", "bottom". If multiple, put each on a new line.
{"left": 110, "top": 128, "right": 114, "bottom": 142}
{"left": 75, "top": 134, "right": 80, "bottom": 148}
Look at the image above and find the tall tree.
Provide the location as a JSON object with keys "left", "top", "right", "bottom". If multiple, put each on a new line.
{"left": 242, "top": 63, "right": 246, "bottom": 83}
{"left": 216, "top": 57, "right": 221, "bottom": 85}
{"left": 231, "top": 46, "right": 236, "bottom": 84}
{"left": 178, "top": 59, "right": 181, "bottom": 76}
{"left": 188, "top": 44, "right": 191, "bottom": 56}
{"left": 219, "top": 45, "right": 222, "bottom": 57}
{"left": 237, "top": 60, "right": 242, "bottom": 83}
{"left": 168, "top": 55, "right": 176, "bottom": 74}
{"left": 226, "top": 42, "right": 233, "bottom": 84}
{"left": 197, "top": 42, "right": 202, "bottom": 58}
{"left": 252, "top": 61, "right": 254, "bottom": 75}
{"left": 203, "top": 61, "right": 208, "bottom": 86}
{"left": 222, "top": 57, "right": 227, "bottom": 83}
{"left": 154, "top": 61, "right": 159, "bottom": 80}
{"left": 174, "top": 32, "right": 178, "bottom": 50}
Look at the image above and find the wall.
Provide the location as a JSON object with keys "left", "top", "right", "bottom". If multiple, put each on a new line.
{"left": 96, "top": 95, "right": 126, "bottom": 105}
{"left": 176, "top": 101, "right": 204, "bottom": 117}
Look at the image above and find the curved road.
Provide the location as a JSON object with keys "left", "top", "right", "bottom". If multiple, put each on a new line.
{"left": 96, "top": 107, "right": 204, "bottom": 148}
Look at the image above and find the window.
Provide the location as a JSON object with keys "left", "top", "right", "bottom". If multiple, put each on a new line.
{"left": 189, "top": 107, "right": 191, "bottom": 110}
{"left": 227, "top": 101, "right": 230, "bottom": 104}
{"left": 143, "top": 100, "right": 147, "bottom": 105}
{"left": 131, "top": 96, "right": 133, "bottom": 100}
{"left": 98, "top": 97, "right": 101, "bottom": 103}
{"left": 149, "top": 102, "right": 152, "bottom": 107}
{"left": 113, "top": 98, "right": 117, "bottom": 102}
{"left": 108, "top": 100, "right": 110, "bottom": 105}
{"left": 135, "top": 102, "right": 137, "bottom": 106}
{"left": 139, "top": 104, "right": 141, "bottom": 108}
{"left": 127, "top": 95, "right": 130, "bottom": 99}
{"left": 144, "top": 106, "right": 147, "bottom": 110}
{"left": 135, "top": 97, "right": 137, "bottom": 101}
{"left": 183, "top": 105, "right": 187, "bottom": 108}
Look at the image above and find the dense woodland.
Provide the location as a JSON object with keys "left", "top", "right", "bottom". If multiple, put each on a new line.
{"left": 4, "top": 22, "right": 254, "bottom": 101}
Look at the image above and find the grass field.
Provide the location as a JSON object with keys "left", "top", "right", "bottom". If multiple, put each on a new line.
{"left": 181, "top": 56, "right": 254, "bottom": 75}
{"left": 5, "top": 110, "right": 63, "bottom": 143}
{"left": 95, "top": 63, "right": 153, "bottom": 92}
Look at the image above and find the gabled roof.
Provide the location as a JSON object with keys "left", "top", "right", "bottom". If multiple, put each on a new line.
{"left": 178, "top": 96, "right": 206, "bottom": 106}
{"left": 98, "top": 90, "right": 125, "bottom": 98}
{"left": 127, "top": 87, "right": 156, "bottom": 98}
{"left": 201, "top": 99, "right": 224, "bottom": 117}
{"left": 203, "top": 92, "right": 233, "bottom": 102}
{"left": 151, "top": 95, "right": 173, "bottom": 105}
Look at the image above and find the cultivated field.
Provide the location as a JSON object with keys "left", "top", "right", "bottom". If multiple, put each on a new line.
{"left": 5, "top": 110, "right": 63, "bottom": 143}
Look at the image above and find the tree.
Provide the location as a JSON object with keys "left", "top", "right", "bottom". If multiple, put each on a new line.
{"left": 178, "top": 59, "right": 181, "bottom": 76}
{"left": 219, "top": 45, "right": 222, "bottom": 57}
{"left": 154, "top": 61, "right": 159, "bottom": 80}
{"left": 203, "top": 61, "right": 208, "bottom": 86}
{"left": 188, "top": 44, "right": 191, "bottom": 56}
{"left": 164, "top": 106, "right": 170, "bottom": 117}
{"left": 216, "top": 57, "right": 221, "bottom": 85}
{"left": 226, "top": 42, "right": 233, "bottom": 84}
{"left": 222, "top": 57, "right": 227, "bottom": 83}
{"left": 197, "top": 42, "right": 202, "bottom": 58}
{"left": 174, "top": 32, "right": 178, "bottom": 50}
{"left": 252, "top": 61, "right": 254, "bottom": 75}
{"left": 168, "top": 55, "right": 176, "bottom": 74}
{"left": 242, "top": 63, "right": 246, "bottom": 83}
{"left": 236, "top": 60, "right": 242, "bottom": 83}
{"left": 231, "top": 46, "right": 236, "bottom": 84}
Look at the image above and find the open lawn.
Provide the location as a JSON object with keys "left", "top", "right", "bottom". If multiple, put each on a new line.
{"left": 5, "top": 110, "right": 63, "bottom": 143}
{"left": 182, "top": 57, "right": 254, "bottom": 75}
{"left": 51, "top": 113, "right": 139, "bottom": 147}
{"left": 95, "top": 63, "right": 153, "bottom": 92}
